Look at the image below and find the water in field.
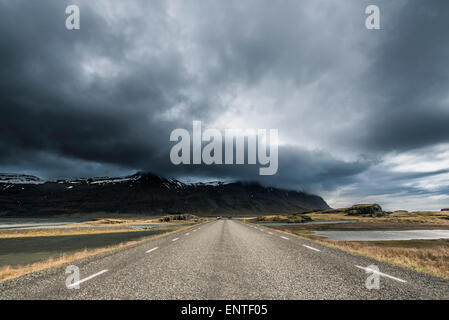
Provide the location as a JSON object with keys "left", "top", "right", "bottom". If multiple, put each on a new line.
{"left": 0, "top": 229, "right": 170, "bottom": 267}
{"left": 314, "top": 230, "right": 449, "bottom": 241}
{"left": 256, "top": 220, "right": 356, "bottom": 226}
{"left": 128, "top": 224, "right": 160, "bottom": 230}
{"left": 0, "top": 219, "right": 92, "bottom": 230}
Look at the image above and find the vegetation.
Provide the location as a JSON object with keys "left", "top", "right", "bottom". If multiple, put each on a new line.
{"left": 0, "top": 227, "right": 152, "bottom": 239}
{"left": 260, "top": 205, "right": 449, "bottom": 279}
{"left": 0, "top": 224, "right": 192, "bottom": 282}
{"left": 304, "top": 204, "right": 389, "bottom": 217}
{"left": 0, "top": 216, "right": 203, "bottom": 282}
{"left": 252, "top": 214, "right": 312, "bottom": 223}
{"left": 159, "top": 214, "right": 199, "bottom": 222}
{"left": 322, "top": 239, "right": 449, "bottom": 279}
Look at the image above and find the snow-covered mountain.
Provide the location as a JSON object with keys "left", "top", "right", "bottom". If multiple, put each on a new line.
{"left": 0, "top": 173, "right": 230, "bottom": 189}
{"left": 0, "top": 174, "right": 44, "bottom": 185}
{"left": 0, "top": 172, "right": 330, "bottom": 216}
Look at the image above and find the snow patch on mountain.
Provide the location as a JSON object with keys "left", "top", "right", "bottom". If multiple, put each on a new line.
{"left": 0, "top": 174, "right": 44, "bottom": 185}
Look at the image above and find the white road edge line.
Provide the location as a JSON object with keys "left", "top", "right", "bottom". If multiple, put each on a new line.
{"left": 281, "top": 236, "right": 289, "bottom": 240}
{"left": 146, "top": 247, "right": 159, "bottom": 253}
{"left": 303, "top": 245, "right": 321, "bottom": 252}
{"left": 355, "top": 265, "right": 407, "bottom": 283}
{"left": 172, "top": 238, "right": 179, "bottom": 242}
{"left": 67, "top": 269, "right": 108, "bottom": 288}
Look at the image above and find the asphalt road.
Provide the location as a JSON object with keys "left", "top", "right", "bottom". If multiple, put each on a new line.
{"left": 0, "top": 219, "right": 448, "bottom": 299}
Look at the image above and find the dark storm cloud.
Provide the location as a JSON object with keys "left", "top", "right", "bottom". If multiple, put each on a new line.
{"left": 148, "top": 145, "right": 371, "bottom": 194}
{"left": 350, "top": 1, "right": 449, "bottom": 152}
{"left": 0, "top": 0, "right": 195, "bottom": 173}
{"left": 0, "top": 0, "right": 448, "bottom": 209}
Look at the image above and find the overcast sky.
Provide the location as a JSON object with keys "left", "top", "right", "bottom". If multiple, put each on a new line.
{"left": 1, "top": 0, "right": 449, "bottom": 211}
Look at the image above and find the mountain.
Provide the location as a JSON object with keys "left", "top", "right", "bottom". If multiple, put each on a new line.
{"left": 0, "top": 173, "right": 330, "bottom": 217}
{"left": 0, "top": 173, "right": 44, "bottom": 185}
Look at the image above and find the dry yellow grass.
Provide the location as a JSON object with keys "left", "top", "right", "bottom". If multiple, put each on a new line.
{"left": 0, "top": 228, "right": 149, "bottom": 239}
{"left": 0, "top": 224, "right": 194, "bottom": 282}
{"left": 262, "top": 222, "right": 449, "bottom": 279}
{"left": 83, "top": 218, "right": 161, "bottom": 225}
{"left": 323, "top": 240, "right": 449, "bottom": 279}
{"left": 307, "top": 210, "right": 449, "bottom": 225}
{"left": 0, "top": 216, "right": 202, "bottom": 239}
{"left": 0, "top": 244, "right": 131, "bottom": 282}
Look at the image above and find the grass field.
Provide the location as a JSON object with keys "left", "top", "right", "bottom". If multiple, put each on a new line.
{"left": 252, "top": 209, "right": 449, "bottom": 279}
{"left": 0, "top": 216, "right": 201, "bottom": 282}
{"left": 0, "top": 229, "right": 173, "bottom": 267}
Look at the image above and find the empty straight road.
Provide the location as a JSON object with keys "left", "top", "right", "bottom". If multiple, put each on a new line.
{"left": 0, "top": 219, "right": 448, "bottom": 299}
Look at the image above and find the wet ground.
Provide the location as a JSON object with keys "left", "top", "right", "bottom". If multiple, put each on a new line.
{"left": 0, "top": 219, "right": 92, "bottom": 230}
{"left": 256, "top": 220, "right": 356, "bottom": 226}
{"left": 0, "top": 229, "right": 172, "bottom": 267}
{"left": 314, "top": 229, "right": 449, "bottom": 241}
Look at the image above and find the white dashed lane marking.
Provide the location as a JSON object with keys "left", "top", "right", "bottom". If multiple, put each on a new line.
{"left": 355, "top": 265, "right": 407, "bottom": 283}
{"left": 303, "top": 245, "right": 321, "bottom": 252}
{"left": 245, "top": 223, "right": 406, "bottom": 285}
{"left": 146, "top": 247, "right": 159, "bottom": 254}
{"left": 172, "top": 238, "right": 179, "bottom": 242}
{"left": 67, "top": 270, "right": 108, "bottom": 289}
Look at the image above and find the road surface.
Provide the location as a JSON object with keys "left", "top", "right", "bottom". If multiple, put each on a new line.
{"left": 0, "top": 219, "right": 448, "bottom": 299}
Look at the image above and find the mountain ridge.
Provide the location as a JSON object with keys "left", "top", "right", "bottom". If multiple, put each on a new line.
{"left": 0, "top": 172, "right": 330, "bottom": 217}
